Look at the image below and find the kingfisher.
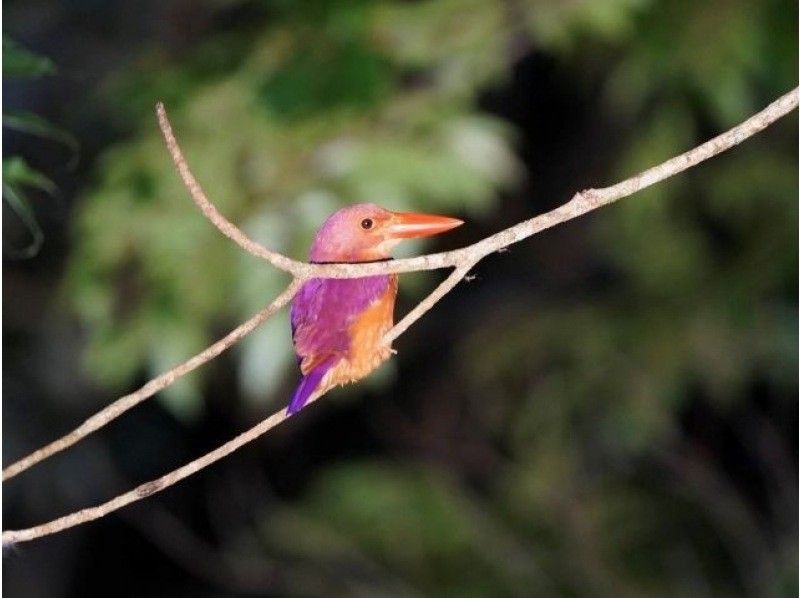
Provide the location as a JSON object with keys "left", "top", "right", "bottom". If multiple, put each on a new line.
{"left": 287, "top": 203, "right": 463, "bottom": 414}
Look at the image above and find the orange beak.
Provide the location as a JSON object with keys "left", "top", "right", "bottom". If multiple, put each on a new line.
{"left": 386, "top": 211, "right": 464, "bottom": 239}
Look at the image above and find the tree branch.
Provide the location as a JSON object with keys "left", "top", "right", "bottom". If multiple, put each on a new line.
{"left": 3, "top": 87, "right": 796, "bottom": 544}
{"left": 159, "top": 89, "right": 798, "bottom": 279}
{"left": 2, "top": 279, "right": 302, "bottom": 481}
{"left": 2, "top": 407, "right": 290, "bottom": 545}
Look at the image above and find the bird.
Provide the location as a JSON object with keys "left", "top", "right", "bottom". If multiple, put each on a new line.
{"left": 287, "top": 203, "right": 463, "bottom": 415}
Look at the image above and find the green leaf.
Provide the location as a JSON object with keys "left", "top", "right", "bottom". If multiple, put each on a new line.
{"left": 3, "top": 182, "right": 44, "bottom": 258}
{"left": 3, "top": 110, "right": 80, "bottom": 168}
{"left": 3, "top": 157, "right": 58, "bottom": 196}
{"left": 3, "top": 36, "right": 55, "bottom": 78}
{"left": 3, "top": 157, "right": 58, "bottom": 258}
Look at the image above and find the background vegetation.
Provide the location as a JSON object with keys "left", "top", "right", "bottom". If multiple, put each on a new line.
{"left": 4, "top": 0, "right": 797, "bottom": 596}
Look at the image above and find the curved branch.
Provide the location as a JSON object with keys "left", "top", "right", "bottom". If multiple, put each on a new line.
{"left": 156, "top": 104, "right": 306, "bottom": 276}
{"left": 3, "top": 87, "right": 796, "bottom": 543}
{"left": 2, "top": 279, "right": 302, "bottom": 481}
{"left": 160, "top": 89, "right": 798, "bottom": 279}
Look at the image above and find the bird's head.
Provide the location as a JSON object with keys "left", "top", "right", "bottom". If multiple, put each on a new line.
{"left": 309, "top": 203, "right": 463, "bottom": 263}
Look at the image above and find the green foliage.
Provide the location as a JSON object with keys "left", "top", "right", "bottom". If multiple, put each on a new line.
{"left": 3, "top": 38, "right": 75, "bottom": 257}
{"left": 265, "top": 462, "right": 549, "bottom": 596}
{"left": 258, "top": 38, "right": 392, "bottom": 118}
{"left": 4, "top": 110, "right": 79, "bottom": 167}
{"left": 3, "top": 35, "right": 55, "bottom": 78}
{"left": 4, "top": 156, "right": 58, "bottom": 196}
{"left": 3, "top": 157, "right": 55, "bottom": 258}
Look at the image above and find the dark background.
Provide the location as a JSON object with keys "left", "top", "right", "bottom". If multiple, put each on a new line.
{"left": 3, "top": 1, "right": 798, "bottom": 596}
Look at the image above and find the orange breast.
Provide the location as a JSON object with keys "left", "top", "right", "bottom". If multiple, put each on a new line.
{"left": 320, "top": 276, "right": 398, "bottom": 392}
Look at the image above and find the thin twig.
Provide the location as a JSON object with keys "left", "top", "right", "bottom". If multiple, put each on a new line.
{"left": 2, "top": 87, "right": 796, "bottom": 544}
{"left": 2, "top": 280, "right": 302, "bottom": 481}
{"left": 156, "top": 104, "right": 305, "bottom": 276}
{"left": 384, "top": 261, "right": 478, "bottom": 345}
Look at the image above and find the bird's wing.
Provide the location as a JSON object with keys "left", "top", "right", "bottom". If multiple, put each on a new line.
{"left": 291, "top": 276, "right": 393, "bottom": 374}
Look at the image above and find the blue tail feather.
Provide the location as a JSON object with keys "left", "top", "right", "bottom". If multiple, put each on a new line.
{"left": 287, "top": 359, "right": 335, "bottom": 415}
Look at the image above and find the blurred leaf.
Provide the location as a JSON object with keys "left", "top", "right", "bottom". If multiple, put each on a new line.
{"left": 3, "top": 36, "right": 55, "bottom": 78}
{"left": 281, "top": 462, "right": 532, "bottom": 596}
{"left": 147, "top": 322, "right": 205, "bottom": 421}
{"left": 4, "top": 110, "right": 80, "bottom": 168}
{"left": 3, "top": 181, "right": 45, "bottom": 258}
{"left": 3, "top": 156, "right": 58, "bottom": 196}
{"left": 3, "top": 157, "right": 60, "bottom": 257}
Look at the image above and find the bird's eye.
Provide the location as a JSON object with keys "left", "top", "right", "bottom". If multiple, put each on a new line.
{"left": 360, "top": 218, "right": 374, "bottom": 230}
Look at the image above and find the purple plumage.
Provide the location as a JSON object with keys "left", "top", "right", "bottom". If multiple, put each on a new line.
{"left": 288, "top": 276, "right": 392, "bottom": 413}
{"left": 286, "top": 357, "right": 335, "bottom": 415}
